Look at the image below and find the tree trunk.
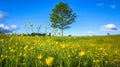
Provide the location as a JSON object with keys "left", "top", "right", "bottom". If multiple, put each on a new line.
{"left": 61, "top": 29, "right": 63, "bottom": 36}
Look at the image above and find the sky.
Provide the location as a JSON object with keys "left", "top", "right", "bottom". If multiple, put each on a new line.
{"left": 0, "top": 0, "right": 120, "bottom": 36}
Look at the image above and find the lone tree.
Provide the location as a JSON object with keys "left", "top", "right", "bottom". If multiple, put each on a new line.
{"left": 50, "top": 2, "right": 76, "bottom": 36}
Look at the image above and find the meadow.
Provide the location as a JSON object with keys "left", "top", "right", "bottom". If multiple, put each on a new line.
{"left": 0, "top": 34, "right": 120, "bottom": 67}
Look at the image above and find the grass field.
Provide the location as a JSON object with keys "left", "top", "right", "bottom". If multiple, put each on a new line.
{"left": 0, "top": 34, "right": 120, "bottom": 67}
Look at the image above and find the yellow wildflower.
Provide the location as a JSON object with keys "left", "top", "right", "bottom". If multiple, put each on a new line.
{"left": 79, "top": 51, "right": 85, "bottom": 57}
{"left": 1, "top": 55, "right": 3, "bottom": 58}
{"left": 19, "top": 53, "right": 22, "bottom": 56}
{"left": 60, "top": 44, "right": 66, "bottom": 48}
{"left": 93, "top": 59, "right": 100, "bottom": 63}
{"left": 0, "top": 39, "right": 4, "bottom": 42}
{"left": 96, "top": 59, "right": 100, "bottom": 63}
{"left": 46, "top": 56, "right": 54, "bottom": 66}
{"left": 39, "top": 61, "right": 43, "bottom": 65}
{"left": 93, "top": 60, "right": 96, "bottom": 63}
{"left": 68, "top": 55, "right": 71, "bottom": 58}
{"left": 30, "top": 46, "right": 34, "bottom": 50}
{"left": 10, "top": 49, "right": 16, "bottom": 53}
{"left": 24, "top": 45, "right": 28, "bottom": 50}
{"left": 37, "top": 54, "right": 42, "bottom": 60}
{"left": 99, "top": 47, "right": 103, "bottom": 50}
{"left": 5, "top": 55, "right": 8, "bottom": 58}
{"left": 105, "top": 61, "right": 108, "bottom": 64}
{"left": 23, "top": 54, "right": 27, "bottom": 58}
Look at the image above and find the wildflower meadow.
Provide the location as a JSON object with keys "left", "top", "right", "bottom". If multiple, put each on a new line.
{"left": 0, "top": 34, "right": 120, "bottom": 67}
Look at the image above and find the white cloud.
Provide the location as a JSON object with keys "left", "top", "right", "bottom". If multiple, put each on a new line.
{"left": 97, "top": 3, "right": 104, "bottom": 6}
{"left": 110, "top": 4, "right": 116, "bottom": 9}
{"left": 11, "top": 25, "right": 18, "bottom": 29}
{"left": 104, "top": 24, "right": 116, "bottom": 29}
{"left": 0, "top": 24, "right": 4, "bottom": 27}
{"left": 101, "top": 24, "right": 117, "bottom": 32}
{"left": 0, "top": 11, "right": 8, "bottom": 20}
{"left": 0, "top": 24, "right": 18, "bottom": 33}
{"left": 118, "top": 30, "right": 120, "bottom": 32}
{"left": 97, "top": 3, "right": 117, "bottom": 9}
{"left": 85, "top": 31, "right": 94, "bottom": 34}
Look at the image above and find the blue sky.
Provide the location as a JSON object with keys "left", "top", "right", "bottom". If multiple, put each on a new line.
{"left": 0, "top": 0, "right": 120, "bottom": 36}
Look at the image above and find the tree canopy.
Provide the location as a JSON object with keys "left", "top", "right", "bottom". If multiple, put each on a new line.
{"left": 50, "top": 2, "right": 76, "bottom": 36}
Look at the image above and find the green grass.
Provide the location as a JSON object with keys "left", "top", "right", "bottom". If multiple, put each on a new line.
{"left": 0, "top": 34, "right": 120, "bottom": 67}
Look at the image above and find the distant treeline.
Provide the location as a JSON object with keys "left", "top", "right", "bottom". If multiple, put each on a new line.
{"left": 0, "top": 32, "right": 51, "bottom": 36}
{"left": 20, "top": 32, "right": 51, "bottom": 36}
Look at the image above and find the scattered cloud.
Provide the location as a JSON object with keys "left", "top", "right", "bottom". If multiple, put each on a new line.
{"left": 118, "top": 30, "right": 120, "bottom": 32}
{"left": 97, "top": 3, "right": 104, "bottom": 6}
{"left": 110, "top": 4, "right": 116, "bottom": 9}
{"left": 0, "top": 24, "right": 18, "bottom": 33}
{"left": 85, "top": 31, "right": 94, "bottom": 34}
{"left": 0, "top": 11, "right": 8, "bottom": 20}
{"left": 97, "top": 3, "right": 117, "bottom": 9}
{"left": 0, "top": 11, "right": 17, "bottom": 33}
{"left": 100, "top": 24, "right": 118, "bottom": 32}
{"left": 104, "top": 24, "right": 116, "bottom": 29}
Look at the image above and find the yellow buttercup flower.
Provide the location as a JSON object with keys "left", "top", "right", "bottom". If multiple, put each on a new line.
{"left": 60, "top": 44, "right": 66, "bottom": 48}
{"left": 46, "top": 56, "right": 54, "bottom": 66}
{"left": 23, "top": 54, "right": 27, "bottom": 58}
{"left": 24, "top": 45, "right": 28, "bottom": 50}
{"left": 79, "top": 51, "right": 85, "bottom": 57}
{"left": 1, "top": 55, "right": 4, "bottom": 58}
{"left": 93, "top": 59, "right": 100, "bottom": 63}
{"left": 10, "top": 49, "right": 16, "bottom": 53}
{"left": 37, "top": 54, "right": 42, "bottom": 60}
{"left": 68, "top": 55, "right": 71, "bottom": 58}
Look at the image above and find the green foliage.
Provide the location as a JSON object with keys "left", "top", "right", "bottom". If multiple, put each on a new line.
{"left": 24, "top": 21, "right": 48, "bottom": 36}
{"left": 24, "top": 21, "right": 34, "bottom": 34}
{"left": 50, "top": 2, "right": 76, "bottom": 36}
